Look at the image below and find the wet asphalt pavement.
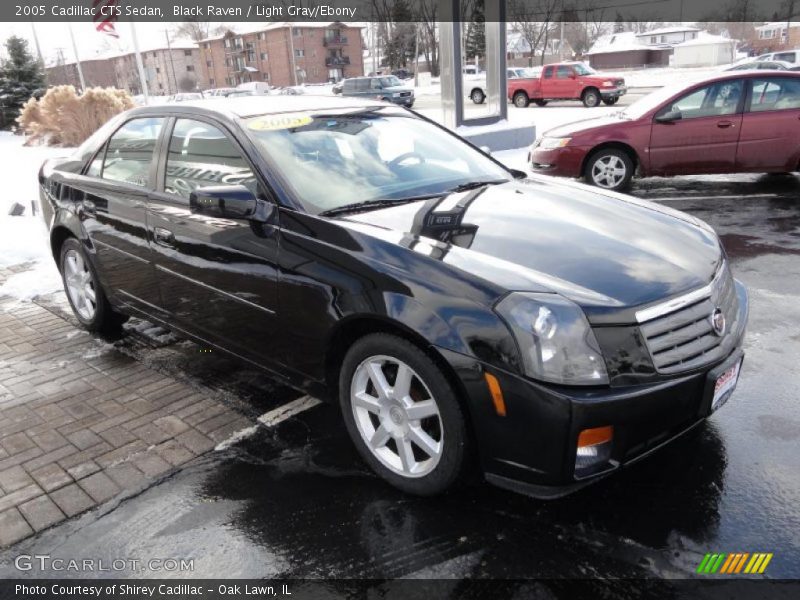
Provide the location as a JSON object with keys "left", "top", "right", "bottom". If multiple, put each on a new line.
{"left": 2, "top": 173, "right": 799, "bottom": 584}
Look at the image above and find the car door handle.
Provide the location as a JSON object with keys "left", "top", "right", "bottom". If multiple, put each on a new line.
{"left": 153, "top": 227, "right": 175, "bottom": 248}
{"left": 717, "top": 120, "right": 734, "bottom": 129}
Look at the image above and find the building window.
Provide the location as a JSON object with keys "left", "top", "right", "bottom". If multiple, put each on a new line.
{"left": 224, "top": 39, "right": 231, "bottom": 48}
{"left": 650, "top": 36, "right": 656, "bottom": 44}
{"left": 225, "top": 77, "right": 231, "bottom": 85}
{"left": 206, "top": 60, "right": 212, "bottom": 67}
{"left": 225, "top": 58, "right": 231, "bottom": 67}
{"left": 155, "top": 67, "right": 160, "bottom": 74}
{"left": 295, "top": 49, "right": 304, "bottom": 58}
{"left": 204, "top": 42, "right": 210, "bottom": 49}
{"left": 293, "top": 27, "right": 302, "bottom": 36}
{"left": 209, "top": 78, "right": 215, "bottom": 86}
{"left": 257, "top": 32, "right": 266, "bottom": 41}
{"left": 184, "top": 50, "right": 192, "bottom": 57}
{"left": 260, "top": 52, "right": 268, "bottom": 61}
{"left": 247, "top": 51, "right": 255, "bottom": 62}
{"left": 186, "top": 66, "right": 194, "bottom": 72}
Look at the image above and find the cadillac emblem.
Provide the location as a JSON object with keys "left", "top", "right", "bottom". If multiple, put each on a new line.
{"left": 711, "top": 308, "right": 726, "bottom": 337}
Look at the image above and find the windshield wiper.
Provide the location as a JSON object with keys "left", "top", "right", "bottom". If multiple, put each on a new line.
{"left": 319, "top": 194, "right": 444, "bottom": 217}
{"left": 447, "top": 179, "right": 509, "bottom": 193}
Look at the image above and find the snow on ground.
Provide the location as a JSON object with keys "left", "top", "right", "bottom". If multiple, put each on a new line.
{"left": 0, "top": 132, "right": 70, "bottom": 300}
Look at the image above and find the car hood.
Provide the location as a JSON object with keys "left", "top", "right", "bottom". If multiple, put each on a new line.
{"left": 542, "top": 115, "right": 628, "bottom": 138}
{"left": 336, "top": 179, "right": 722, "bottom": 324}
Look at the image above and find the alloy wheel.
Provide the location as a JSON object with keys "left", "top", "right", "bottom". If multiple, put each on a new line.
{"left": 350, "top": 355, "right": 443, "bottom": 478}
{"left": 591, "top": 155, "right": 627, "bottom": 189}
{"left": 63, "top": 249, "right": 97, "bottom": 321}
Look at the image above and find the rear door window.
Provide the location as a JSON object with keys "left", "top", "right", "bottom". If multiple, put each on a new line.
{"left": 749, "top": 77, "right": 800, "bottom": 112}
{"left": 101, "top": 117, "right": 164, "bottom": 188}
{"left": 774, "top": 52, "right": 796, "bottom": 63}
{"left": 543, "top": 66, "right": 554, "bottom": 79}
{"left": 556, "top": 65, "right": 572, "bottom": 79}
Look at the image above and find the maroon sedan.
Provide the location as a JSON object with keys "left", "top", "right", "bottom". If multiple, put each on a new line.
{"left": 529, "top": 71, "right": 800, "bottom": 191}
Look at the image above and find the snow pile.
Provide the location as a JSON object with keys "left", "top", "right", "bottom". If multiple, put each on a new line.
{"left": 0, "top": 132, "right": 70, "bottom": 301}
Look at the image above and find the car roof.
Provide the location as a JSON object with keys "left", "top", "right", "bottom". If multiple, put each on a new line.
{"left": 128, "top": 94, "right": 387, "bottom": 120}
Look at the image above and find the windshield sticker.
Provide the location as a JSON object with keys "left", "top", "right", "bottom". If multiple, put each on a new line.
{"left": 248, "top": 114, "right": 313, "bottom": 131}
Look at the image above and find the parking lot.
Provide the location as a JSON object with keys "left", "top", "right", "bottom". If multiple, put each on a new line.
{"left": 1, "top": 169, "right": 798, "bottom": 582}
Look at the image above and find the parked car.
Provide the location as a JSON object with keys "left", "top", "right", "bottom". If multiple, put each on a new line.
{"left": 342, "top": 76, "right": 414, "bottom": 107}
{"left": 391, "top": 68, "right": 414, "bottom": 80}
{"left": 508, "top": 62, "right": 626, "bottom": 108}
{"left": 466, "top": 67, "right": 542, "bottom": 104}
{"left": 791, "top": 66, "right": 800, "bottom": 72}
{"left": 39, "top": 96, "right": 748, "bottom": 498}
{"left": 332, "top": 80, "right": 345, "bottom": 94}
{"left": 237, "top": 81, "right": 272, "bottom": 94}
{"left": 204, "top": 88, "right": 238, "bottom": 98}
{"left": 726, "top": 60, "right": 793, "bottom": 71}
{"left": 529, "top": 72, "right": 800, "bottom": 191}
{"left": 165, "top": 93, "right": 204, "bottom": 103}
{"left": 755, "top": 49, "right": 800, "bottom": 66}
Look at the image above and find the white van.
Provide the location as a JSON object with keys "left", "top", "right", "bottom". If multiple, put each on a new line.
{"left": 236, "top": 81, "right": 271, "bottom": 94}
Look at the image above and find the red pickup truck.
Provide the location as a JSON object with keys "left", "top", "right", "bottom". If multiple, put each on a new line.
{"left": 507, "top": 62, "right": 627, "bottom": 108}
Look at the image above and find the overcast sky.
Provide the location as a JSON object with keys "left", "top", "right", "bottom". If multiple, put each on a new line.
{"left": 0, "top": 22, "right": 221, "bottom": 65}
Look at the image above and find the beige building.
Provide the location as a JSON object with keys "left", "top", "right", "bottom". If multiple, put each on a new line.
{"left": 199, "top": 22, "right": 364, "bottom": 89}
{"left": 46, "top": 41, "right": 208, "bottom": 95}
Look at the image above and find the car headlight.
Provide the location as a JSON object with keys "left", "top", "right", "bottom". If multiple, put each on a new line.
{"left": 539, "top": 137, "right": 571, "bottom": 150}
{"left": 496, "top": 292, "right": 609, "bottom": 385}
{"left": 602, "top": 81, "right": 614, "bottom": 87}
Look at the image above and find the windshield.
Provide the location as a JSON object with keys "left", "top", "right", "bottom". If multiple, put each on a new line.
{"left": 621, "top": 82, "right": 698, "bottom": 119}
{"left": 244, "top": 108, "right": 510, "bottom": 215}
{"left": 379, "top": 76, "right": 402, "bottom": 88}
{"left": 572, "top": 63, "right": 596, "bottom": 76}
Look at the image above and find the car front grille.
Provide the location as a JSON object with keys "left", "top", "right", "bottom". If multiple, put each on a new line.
{"left": 614, "top": 79, "right": 625, "bottom": 87}
{"left": 639, "top": 263, "right": 740, "bottom": 374}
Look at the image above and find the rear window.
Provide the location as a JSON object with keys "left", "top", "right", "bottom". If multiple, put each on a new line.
{"left": 749, "top": 77, "right": 800, "bottom": 112}
{"left": 774, "top": 52, "right": 796, "bottom": 63}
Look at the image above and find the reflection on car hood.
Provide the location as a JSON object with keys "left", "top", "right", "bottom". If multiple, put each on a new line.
{"left": 337, "top": 179, "right": 722, "bottom": 322}
{"left": 542, "top": 115, "right": 627, "bottom": 138}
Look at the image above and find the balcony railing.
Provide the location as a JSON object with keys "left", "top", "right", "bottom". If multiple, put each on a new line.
{"left": 323, "top": 35, "right": 348, "bottom": 46}
{"left": 325, "top": 56, "right": 351, "bottom": 66}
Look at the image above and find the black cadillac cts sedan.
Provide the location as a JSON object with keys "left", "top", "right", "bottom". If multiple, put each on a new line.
{"left": 39, "top": 96, "right": 748, "bottom": 498}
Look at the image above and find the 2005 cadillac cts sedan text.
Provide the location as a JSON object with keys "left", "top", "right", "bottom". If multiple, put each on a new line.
{"left": 38, "top": 97, "right": 749, "bottom": 498}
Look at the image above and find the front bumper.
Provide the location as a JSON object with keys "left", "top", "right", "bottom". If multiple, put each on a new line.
{"left": 601, "top": 85, "right": 627, "bottom": 98}
{"left": 436, "top": 282, "right": 748, "bottom": 499}
{"left": 528, "top": 145, "right": 586, "bottom": 177}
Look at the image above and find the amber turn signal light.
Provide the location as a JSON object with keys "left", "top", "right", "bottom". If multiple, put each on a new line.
{"left": 484, "top": 372, "right": 506, "bottom": 416}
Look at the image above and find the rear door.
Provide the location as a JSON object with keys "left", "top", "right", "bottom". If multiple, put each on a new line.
{"left": 147, "top": 116, "right": 282, "bottom": 362}
{"left": 553, "top": 65, "right": 576, "bottom": 98}
{"left": 736, "top": 76, "right": 800, "bottom": 171}
{"left": 648, "top": 79, "right": 744, "bottom": 175}
{"left": 75, "top": 117, "right": 165, "bottom": 312}
{"left": 540, "top": 65, "right": 556, "bottom": 97}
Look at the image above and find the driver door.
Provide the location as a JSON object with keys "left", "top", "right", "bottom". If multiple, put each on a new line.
{"left": 648, "top": 79, "right": 744, "bottom": 175}
{"left": 147, "top": 116, "right": 282, "bottom": 364}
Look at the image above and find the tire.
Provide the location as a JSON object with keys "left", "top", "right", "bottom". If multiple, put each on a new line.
{"left": 513, "top": 91, "right": 530, "bottom": 108}
{"left": 59, "top": 237, "right": 127, "bottom": 334}
{"left": 533, "top": 99, "right": 548, "bottom": 107}
{"left": 602, "top": 96, "right": 619, "bottom": 106}
{"left": 582, "top": 88, "right": 601, "bottom": 108}
{"left": 339, "top": 333, "right": 469, "bottom": 496}
{"left": 470, "top": 89, "right": 485, "bottom": 104}
{"left": 584, "top": 148, "right": 635, "bottom": 191}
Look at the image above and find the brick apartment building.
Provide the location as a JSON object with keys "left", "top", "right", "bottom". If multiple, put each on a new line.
{"left": 749, "top": 21, "right": 800, "bottom": 54}
{"left": 46, "top": 42, "right": 208, "bottom": 95}
{"left": 199, "top": 22, "right": 364, "bottom": 89}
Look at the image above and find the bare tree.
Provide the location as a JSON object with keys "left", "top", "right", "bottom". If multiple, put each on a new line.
{"left": 508, "top": 0, "right": 559, "bottom": 66}
{"left": 416, "top": 0, "right": 439, "bottom": 76}
{"left": 172, "top": 21, "right": 222, "bottom": 42}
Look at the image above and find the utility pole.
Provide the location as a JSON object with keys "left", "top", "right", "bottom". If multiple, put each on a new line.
{"left": 165, "top": 29, "right": 178, "bottom": 94}
{"left": 29, "top": 22, "right": 44, "bottom": 65}
{"left": 129, "top": 22, "right": 149, "bottom": 101}
{"left": 288, "top": 26, "right": 298, "bottom": 86}
{"left": 414, "top": 23, "right": 420, "bottom": 86}
{"left": 67, "top": 23, "right": 86, "bottom": 91}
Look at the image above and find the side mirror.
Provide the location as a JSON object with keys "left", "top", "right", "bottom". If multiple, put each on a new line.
{"left": 189, "top": 185, "right": 262, "bottom": 221}
{"left": 655, "top": 109, "right": 682, "bottom": 123}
